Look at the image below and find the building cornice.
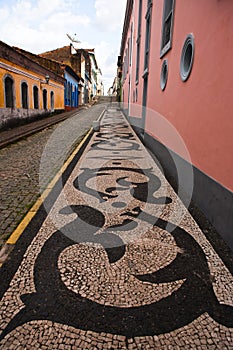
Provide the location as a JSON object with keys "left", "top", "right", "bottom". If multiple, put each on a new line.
{"left": 0, "top": 61, "right": 64, "bottom": 89}
{"left": 0, "top": 40, "right": 65, "bottom": 85}
{"left": 120, "top": 0, "right": 133, "bottom": 57}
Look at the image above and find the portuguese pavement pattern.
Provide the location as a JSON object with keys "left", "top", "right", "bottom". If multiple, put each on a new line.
{"left": 0, "top": 107, "right": 232, "bottom": 349}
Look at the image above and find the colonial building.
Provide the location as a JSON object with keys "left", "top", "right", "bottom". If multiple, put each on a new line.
{"left": 14, "top": 47, "right": 82, "bottom": 111}
{"left": 0, "top": 40, "right": 65, "bottom": 129}
{"left": 119, "top": 0, "right": 233, "bottom": 249}
{"left": 96, "top": 68, "right": 104, "bottom": 96}
{"left": 110, "top": 76, "right": 120, "bottom": 98}
{"left": 63, "top": 66, "right": 80, "bottom": 110}
{"left": 89, "top": 50, "right": 98, "bottom": 99}
{"left": 40, "top": 45, "right": 103, "bottom": 104}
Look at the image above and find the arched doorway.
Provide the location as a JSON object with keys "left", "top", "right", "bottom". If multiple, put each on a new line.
{"left": 21, "top": 82, "right": 28, "bottom": 109}
{"left": 33, "top": 86, "right": 39, "bottom": 109}
{"left": 43, "top": 89, "right": 47, "bottom": 110}
{"left": 50, "top": 91, "right": 54, "bottom": 111}
{"left": 4, "top": 76, "right": 14, "bottom": 108}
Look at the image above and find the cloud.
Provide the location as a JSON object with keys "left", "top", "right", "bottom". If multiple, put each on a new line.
{"left": 0, "top": 0, "right": 90, "bottom": 53}
{"left": 94, "top": 0, "right": 126, "bottom": 32}
{"left": 40, "top": 12, "right": 90, "bottom": 35}
{"left": 0, "top": 0, "right": 126, "bottom": 91}
{"left": 93, "top": 41, "right": 118, "bottom": 87}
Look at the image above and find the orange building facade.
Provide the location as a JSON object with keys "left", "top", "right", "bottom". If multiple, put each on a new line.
{"left": 120, "top": 0, "right": 233, "bottom": 249}
{"left": 0, "top": 41, "right": 65, "bottom": 129}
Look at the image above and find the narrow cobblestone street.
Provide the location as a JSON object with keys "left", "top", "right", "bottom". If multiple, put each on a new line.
{"left": 0, "top": 104, "right": 105, "bottom": 248}
{"left": 0, "top": 106, "right": 232, "bottom": 349}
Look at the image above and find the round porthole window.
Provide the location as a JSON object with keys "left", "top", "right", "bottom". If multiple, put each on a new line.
{"left": 180, "top": 34, "right": 194, "bottom": 82}
{"left": 160, "top": 59, "right": 168, "bottom": 91}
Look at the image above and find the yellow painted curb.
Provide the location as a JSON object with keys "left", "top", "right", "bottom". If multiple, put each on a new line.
{"left": 5, "top": 128, "right": 93, "bottom": 246}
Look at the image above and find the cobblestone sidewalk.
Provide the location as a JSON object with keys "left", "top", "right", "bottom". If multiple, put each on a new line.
{"left": 0, "top": 106, "right": 232, "bottom": 349}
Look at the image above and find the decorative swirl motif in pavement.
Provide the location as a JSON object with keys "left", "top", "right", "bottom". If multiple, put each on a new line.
{"left": 91, "top": 137, "right": 140, "bottom": 151}
{"left": 73, "top": 166, "right": 172, "bottom": 205}
{"left": 0, "top": 110, "right": 232, "bottom": 341}
{"left": 1, "top": 205, "right": 232, "bottom": 339}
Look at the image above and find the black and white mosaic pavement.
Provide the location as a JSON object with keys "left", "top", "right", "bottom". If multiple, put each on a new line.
{"left": 0, "top": 108, "right": 232, "bottom": 349}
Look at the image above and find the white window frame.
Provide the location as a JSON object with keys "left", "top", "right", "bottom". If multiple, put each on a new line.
{"left": 160, "top": 0, "right": 175, "bottom": 58}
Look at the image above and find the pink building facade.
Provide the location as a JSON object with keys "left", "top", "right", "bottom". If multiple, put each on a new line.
{"left": 120, "top": 0, "right": 233, "bottom": 249}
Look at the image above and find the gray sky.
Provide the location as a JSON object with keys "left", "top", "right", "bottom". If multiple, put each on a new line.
{"left": 0, "top": 0, "right": 127, "bottom": 91}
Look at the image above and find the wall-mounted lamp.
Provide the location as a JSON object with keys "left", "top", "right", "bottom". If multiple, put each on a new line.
{"left": 40, "top": 75, "right": 50, "bottom": 88}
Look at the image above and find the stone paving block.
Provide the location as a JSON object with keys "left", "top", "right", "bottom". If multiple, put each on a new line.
{"left": 0, "top": 104, "right": 106, "bottom": 249}
{"left": 0, "top": 106, "right": 232, "bottom": 349}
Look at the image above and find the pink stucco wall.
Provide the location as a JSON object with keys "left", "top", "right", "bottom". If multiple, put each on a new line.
{"left": 122, "top": 0, "right": 233, "bottom": 192}
{"left": 130, "top": 0, "right": 147, "bottom": 118}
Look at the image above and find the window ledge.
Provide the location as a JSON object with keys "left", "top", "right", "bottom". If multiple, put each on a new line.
{"left": 142, "top": 68, "right": 149, "bottom": 79}
{"left": 160, "top": 43, "right": 172, "bottom": 59}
